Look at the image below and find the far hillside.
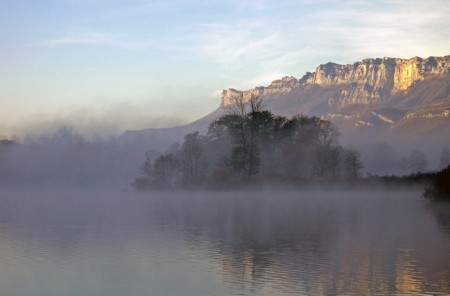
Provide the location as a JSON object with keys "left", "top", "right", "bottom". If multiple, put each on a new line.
{"left": 120, "top": 55, "right": 450, "bottom": 174}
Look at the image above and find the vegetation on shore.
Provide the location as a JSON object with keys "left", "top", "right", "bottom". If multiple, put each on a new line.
{"left": 133, "top": 95, "right": 364, "bottom": 191}
{"left": 0, "top": 95, "right": 447, "bottom": 194}
{"left": 423, "top": 166, "right": 450, "bottom": 201}
{"left": 133, "top": 95, "right": 449, "bottom": 193}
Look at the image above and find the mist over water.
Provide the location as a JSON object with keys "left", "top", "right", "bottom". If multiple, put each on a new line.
{"left": 0, "top": 107, "right": 449, "bottom": 296}
{"left": 2, "top": 0, "right": 450, "bottom": 294}
{"left": 0, "top": 189, "right": 449, "bottom": 296}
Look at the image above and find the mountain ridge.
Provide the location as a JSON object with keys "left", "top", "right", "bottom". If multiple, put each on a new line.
{"left": 221, "top": 55, "right": 450, "bottom": 111}
{"left": 120, "top": 55, "right": 450, "bottom": 161}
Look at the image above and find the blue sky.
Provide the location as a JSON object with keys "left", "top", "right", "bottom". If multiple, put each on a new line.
{"left": 1, "top": 0, "right": 450, "bottom": 137}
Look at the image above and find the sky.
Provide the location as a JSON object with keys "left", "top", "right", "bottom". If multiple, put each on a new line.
{"left": 1, "top": 0, "right": 450, "bottom": 138}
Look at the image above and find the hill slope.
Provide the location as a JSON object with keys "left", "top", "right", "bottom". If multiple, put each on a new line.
{"left": 120, "top": 55, "right": 450, "bottom": 161}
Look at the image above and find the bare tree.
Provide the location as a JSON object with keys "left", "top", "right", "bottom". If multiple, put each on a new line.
{"left": 180, "top": 131, "right": 205, "bottom": 181}
{"left": 225, "top": 93, "right": 264, "bottom": 178}
{"left": 344, "top": 149, "right": 364, "bottom": 179}
{"left": 50, "top": 125, "right": 84, "bottom": 145}
{"left": 317, "top": 120, "right": 340, "bottom": 148}
{"left": 315, "top": 120, "right": 342, "bottom": 178}
{"left": 153, "top": 153, "right": 179, "bottom": 188}
{"left": 140, "top": 151, "right": 154, "bottom": 177}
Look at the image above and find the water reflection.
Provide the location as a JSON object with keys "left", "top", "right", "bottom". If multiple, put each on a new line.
{"left": 0, "top": 190, "right": 449, "bottom": 295}
{"left": 138, "top": 192, "right": 450, "bottom": 295}
{"left": 426, "top": 201, "right": 450, "bottom": 235}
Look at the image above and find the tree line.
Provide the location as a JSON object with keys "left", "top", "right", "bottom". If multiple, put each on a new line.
{"left": 0, "top": 101, "right": 447, "bottom": 192}
{"left": 133, "top": 95, "right": 364, "bottom": 190}
{"left": 0, "top": 126, "right": 143, "bottom": 188}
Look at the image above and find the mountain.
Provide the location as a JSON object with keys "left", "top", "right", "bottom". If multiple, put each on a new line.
{"left": 120, "top": 55, "right": 450, "bottom": 164}
{"left": 222, "top": 56, "right": 450, "bottom": 110}
{"left": 119, "top": 109, "right": 220, "bottom": 151}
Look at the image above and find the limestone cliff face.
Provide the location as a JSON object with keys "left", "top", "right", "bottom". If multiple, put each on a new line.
{"left": 123, "top": 56, "right": 450, "bottom": 154}
{"left": 221, "top": 76, "right": 300, "bottom": 106}
{"left": 221, "top": 56, "right": 450, "bottom": 108}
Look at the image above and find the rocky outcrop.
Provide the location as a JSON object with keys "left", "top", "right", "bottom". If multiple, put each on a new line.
{"left": 222, "top": 56, "right": 450, "bottom": 109}
{"left": 122, "top": 55, "right": 450, "bottom": 155}
{"left": 221, "top": 76, "right": 300, "bottom": 106}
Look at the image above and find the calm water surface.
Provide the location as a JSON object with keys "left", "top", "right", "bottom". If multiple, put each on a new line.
{"left": 0, "top": 189, "right": 449, "bottom": 295}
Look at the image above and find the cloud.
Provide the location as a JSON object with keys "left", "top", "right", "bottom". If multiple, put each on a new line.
{"left": 5, "top": 0, "right": 450, "bottom": 137}
{"left": 46, "top": 32, "right": 115, "bottom": 45}
{"left": 187, "top": 0, "right": 450, "bottom": 70}
{"left": 38, "top": 0, "right": 450, "bottom": 71}
{"left": 0, "top": 101, "right": 188, "bottom": 139}
{"left": 304, "top": 2, "right": 450, "bottom": 59}
{"left": 196, "top": 22, "right": 283, "bottom": 66}
{"left": 173, "top": 0, "right": 450, "bottom": 93}
{"left": 237, "top": 72, "right": 290, "bottom": 89}
{"left": 43, "top": 31, "right": 157, "bottom": 51}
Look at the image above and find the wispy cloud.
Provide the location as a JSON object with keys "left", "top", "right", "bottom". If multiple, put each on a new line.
{"left": 3, "top": 0, "right": 450, "bottom": 136}
{"left": 304, "top": 2, "right": 450, "bottom": 59}
{"left": 189, "top": 0, "right": 450, "bottom": 71}
{"left": 0, "top": 100, "right": 188, "bottom": 138}
{"left": 195, "top": 22, "right": 283, "bottom": 66}
{"left": 46, "top": 32, "right": 115, "bottom": 45}
{"left": 43, "top": 31, "right": 156, "bottom": 51}
{"left": 37, "top": 0, "right": 450, "bottom": 70}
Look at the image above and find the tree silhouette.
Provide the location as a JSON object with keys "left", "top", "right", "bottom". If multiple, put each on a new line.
{"left": 344, "top": 149, "right": 364, "bottom": 179}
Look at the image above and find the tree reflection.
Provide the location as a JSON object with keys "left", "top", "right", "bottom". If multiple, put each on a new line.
{"left": 142, "top": 192, "right": 450, "bottom": 295}
{"left": 426, "top": 201, "right": 450, "bottom": 236}
{"left": 1, "top": 191, "right": 449, "bottom": 295}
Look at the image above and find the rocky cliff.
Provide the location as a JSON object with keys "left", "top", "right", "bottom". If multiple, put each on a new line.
{"left": 222, "top": 56, "right": 450, "bottom": 110}
{"left": 221, "top": 76, "right": 300, "bottom": 106}
{"left": 122, "top": 55, "right": 450, "bottom": 161}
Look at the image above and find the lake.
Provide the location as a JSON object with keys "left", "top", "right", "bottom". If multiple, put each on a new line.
{"left": 0, "top": 189, "right": 449, "bottom": 295}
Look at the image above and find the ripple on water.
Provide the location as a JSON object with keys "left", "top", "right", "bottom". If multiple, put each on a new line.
{"left": 0, "top": 190, "right": 449, "bottom": 296}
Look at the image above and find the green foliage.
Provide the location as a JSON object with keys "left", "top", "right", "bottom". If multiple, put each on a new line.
{"left": 134, "top": 96, "right": 357, "bottom": 190}
{"left": 208, "top": 99, "right": 344, "bottom": 181}
{"left": 209, "top": 95, "right": 265, "bottom": 178}
{"left": 230, "top": 144, "right": 261, "bottom": 176}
